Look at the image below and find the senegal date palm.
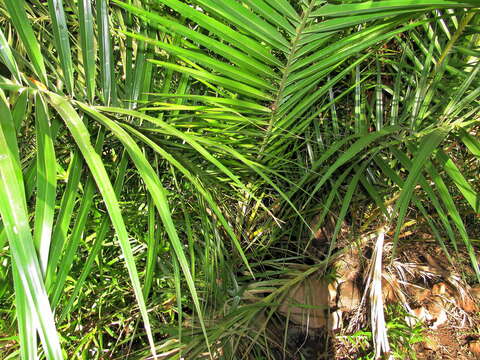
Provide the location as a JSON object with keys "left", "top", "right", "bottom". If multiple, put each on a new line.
{"left": 0, "top": 0, "right": 479, "bottom": 359}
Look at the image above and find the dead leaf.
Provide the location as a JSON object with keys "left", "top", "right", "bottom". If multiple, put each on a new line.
{"left": 278, "top": 277, "right": 330, "bottom": 329}
{"left": 337, "top": 280, "right": 361, "bottom": 311}
{"left": 469, "top": 341, "right": 480, "bottom": 359}
{"left": 423, "top": 334, "right": 441, "bottom": 351}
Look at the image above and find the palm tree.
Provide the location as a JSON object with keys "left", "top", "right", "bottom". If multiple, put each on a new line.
{"left": 0, "top": 0, "right": 478, "bottom": 358}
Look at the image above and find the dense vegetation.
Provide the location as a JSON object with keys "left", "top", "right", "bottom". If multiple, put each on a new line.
{"left": 0, "top": 0, "right": 479, "bottom": 359}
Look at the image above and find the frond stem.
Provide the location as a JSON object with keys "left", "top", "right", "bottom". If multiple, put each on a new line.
{"left": 258, "top": 1, "right": 318, "bottom": 158}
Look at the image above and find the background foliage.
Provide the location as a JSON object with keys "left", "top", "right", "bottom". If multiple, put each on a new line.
{"left": 0, "top": 0, "right": 479, "bottom": 359}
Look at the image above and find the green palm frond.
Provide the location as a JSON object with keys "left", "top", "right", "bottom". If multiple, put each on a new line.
{"left": 0, "top": 0, "right": 479, "bottom": 359}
